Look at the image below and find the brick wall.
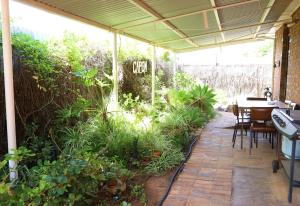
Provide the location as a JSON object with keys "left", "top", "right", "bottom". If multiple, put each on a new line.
{"left": 286, "top": 15, "right": 300, "bottom": 103}
{"left": 272, "top": 24, "right": 289, "bottom": 101}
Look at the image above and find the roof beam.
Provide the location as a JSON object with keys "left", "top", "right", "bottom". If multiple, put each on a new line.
{"left": 117, "top": 0, "right": 259, "bottom": 30}
{"left": 175, "top": 37, "right": 266, "bottom": 53}
{"left": 209, "top": 0, "right": 225, "bottom": 42}
{"left": 157, "top": 18, "right": 292, "bottom": 45}
{"left": 253, "top": 0, "right": 276, "bottom": 39}
{"left": 126, "top": 0, "right": 198, "bottom": 48}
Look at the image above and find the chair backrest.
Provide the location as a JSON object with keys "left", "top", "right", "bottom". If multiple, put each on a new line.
{"left": 250, "top": 107, "right": 274, "bottom": 121}
{"left": 247, "top": 97, "right": 267, "bottom": 101}
{"left": 232, "top": 104, "right": 239, "bottom": 117}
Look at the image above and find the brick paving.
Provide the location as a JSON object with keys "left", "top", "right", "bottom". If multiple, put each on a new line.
{"left": 163, "top": 112, "right": 300, "bottom": 206}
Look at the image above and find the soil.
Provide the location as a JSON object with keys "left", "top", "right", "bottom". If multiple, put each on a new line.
{"left": 144, "top": 170, "right": 173, "bottom": 206}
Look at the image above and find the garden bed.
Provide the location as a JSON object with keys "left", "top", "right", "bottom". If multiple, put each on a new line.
{"left": 0, "top": 32, "right": 215, "bottom": 206}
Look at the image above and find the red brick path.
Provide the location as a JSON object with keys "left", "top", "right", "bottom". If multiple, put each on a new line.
{"left": 163, "top": 112, "right": 300, "bottom": 206}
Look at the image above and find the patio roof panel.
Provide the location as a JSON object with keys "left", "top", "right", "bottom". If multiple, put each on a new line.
{"left": 124, "top": 22, "right": 181, "bottom": 42}
{"left": 169, "top": 11, "right": 220, "bottom": 37}
{"left": 144, "top": 0, "right": 211, "bottom": 18}
{"left": 265, "top": 0, "right": 293, "bottom": 22}
{"left": 215, "top": 0, "right": 248, "bottom": 6}
{"left": 158, "top": 39, "right": 194, "bottom": 50}
{"left": 218, "top": 1, "right": 265, "bottom": 30}
{"left": 36, "top": 0, "right": 155, "bottom": 26}
{"left": 223, "top": 26, "right": 258, "bottom": 40}
{"left": 191, "top": 34, "right": 223, "bottom": 45}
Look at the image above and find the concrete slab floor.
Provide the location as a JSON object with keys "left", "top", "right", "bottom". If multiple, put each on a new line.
{"left": 163, "top": 112, "right": 300, "bottom": 206}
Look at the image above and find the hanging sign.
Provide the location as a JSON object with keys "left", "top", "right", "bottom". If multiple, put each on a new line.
{"left": 133, "top": 61, "right": 148, "bottom": 74}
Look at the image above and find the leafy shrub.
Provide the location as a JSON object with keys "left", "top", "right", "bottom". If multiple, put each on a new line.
{"left": 12, "top": 32, "right": 56, "bottom": 90}
{"left": 0, "top": 151, "right": 131, "bottom": 205}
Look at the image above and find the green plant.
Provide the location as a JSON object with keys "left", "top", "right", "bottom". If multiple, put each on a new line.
{"left": 144, "top": 147, "right": 184, "bottom": 174}
{"left": 120, "top": 201, "right": 132, "bottom": 206}
{"left": 121, "top": 93, "right": 140, "bottom": 111}
{"left": 56, "top": 96, "right": 91, "bottom": 125}
{"left": 159, "top": 107, "right": 204, "bottom": 149}
{"left": 12, "top": 32, "right": 56, "bottom": 91}
{"left": 130, "top": 184, "right": 146, "bottom": 204}
{"left": 189, "top": 85, "right": 217, "bottom": 117}
{"left": 174, "top": 72, "right": 196, "bottom": 90}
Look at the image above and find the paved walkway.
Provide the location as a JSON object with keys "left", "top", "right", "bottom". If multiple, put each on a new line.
{"left": 164, "top": 112, "right": 300, "bottom": 206}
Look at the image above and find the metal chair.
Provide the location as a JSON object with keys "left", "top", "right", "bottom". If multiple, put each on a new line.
{"left": 232, "top": 104, "right": 251, "bottom": 148}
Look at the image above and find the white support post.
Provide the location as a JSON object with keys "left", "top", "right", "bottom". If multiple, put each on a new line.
{"left": 112, "top": 32, "right": 118, "bottom": 109}
{"left": 1, "top": 0, "right": 18, "bottom": 181}
{"left": 173, "top": 52, "right": 177, "bottom": 88}
{"left": 151, "top": 45, "right": 156, "bottom": 105}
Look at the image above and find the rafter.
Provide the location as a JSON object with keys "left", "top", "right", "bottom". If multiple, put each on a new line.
{"left": 175, "top": 37, "right": 264, "bottom": 53}
{"left": 253, "top": 0, "right": 276, "bottom": 39}
{"left": 210, "top": 0, "right": 225, "bottom": 42}
{"left": 126, "top": 0, "right": 198, "bottom": 47}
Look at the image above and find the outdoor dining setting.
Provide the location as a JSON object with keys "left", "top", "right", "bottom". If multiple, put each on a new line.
{"left": 229, "top": 95, "right": 300, "bottom": 204}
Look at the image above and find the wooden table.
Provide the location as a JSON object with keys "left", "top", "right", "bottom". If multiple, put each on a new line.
{"left": 237, "top": 100, "right": 289, "bottom": 150}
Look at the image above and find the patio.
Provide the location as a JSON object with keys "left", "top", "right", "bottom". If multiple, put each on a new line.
{"left": 164, "top": 112, "right": 300, "bottom": 206}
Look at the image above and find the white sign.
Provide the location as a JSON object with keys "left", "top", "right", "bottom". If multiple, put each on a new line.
{"left": 133, "top": 61, "right": 148, "bottom": 74}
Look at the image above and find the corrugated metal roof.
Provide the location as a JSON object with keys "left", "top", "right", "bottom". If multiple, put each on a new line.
{"left": 169, "top": 12, "right": 219, "bottom": 36}
{"left": 144, "top": 0, "right": 211, "bottom": 17}
{"left": 36, "top": 0, "right": 155, "bottom": 26}
{"left": 18, "top": 0, "right": 296, "bottom": 52}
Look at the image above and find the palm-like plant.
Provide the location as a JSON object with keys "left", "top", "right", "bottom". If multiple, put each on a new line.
{"left": 188, "top": 85, "right": 216, "bottom": 115}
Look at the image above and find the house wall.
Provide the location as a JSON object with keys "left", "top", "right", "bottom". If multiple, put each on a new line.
{"left": 285, "top": 9, "right": 300, "bottom": 103}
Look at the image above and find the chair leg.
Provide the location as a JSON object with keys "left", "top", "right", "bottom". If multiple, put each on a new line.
{"left": 271, "top": 133, "right": 274, "bottom": 149}
{"left": 232, "top": 125, "right": 236, "bottom": 142}
{"left": 256, "top": 132, "right": 258, "bottom": 148}
{"left": 232, "top": 125, "right": 237, "bottom": 148}
{"left": 250, "top": 131, "right": 253, "bottom": 148}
